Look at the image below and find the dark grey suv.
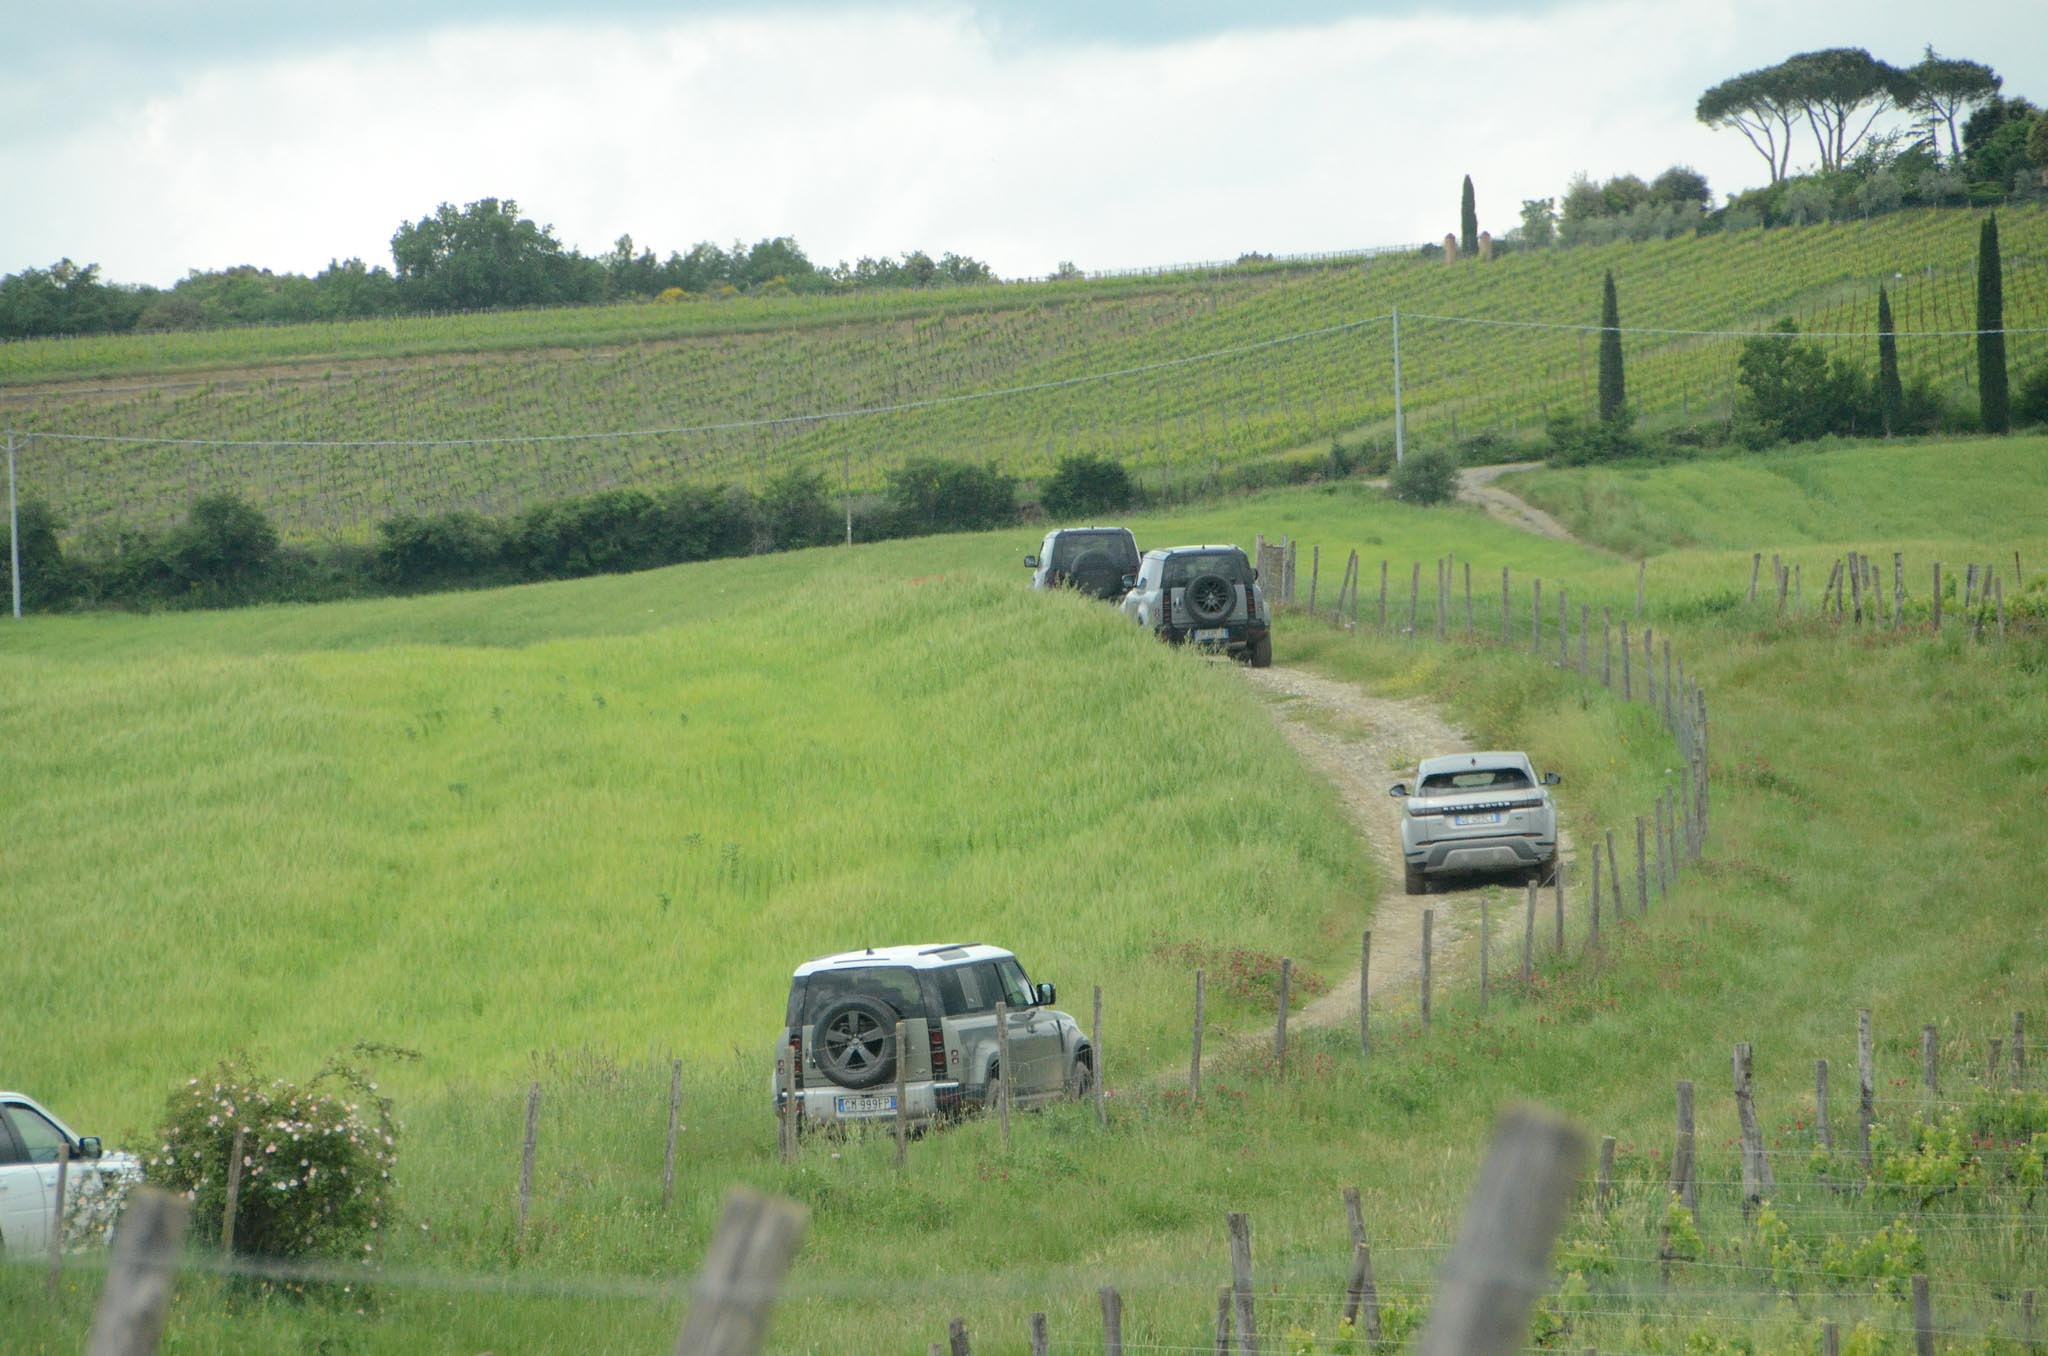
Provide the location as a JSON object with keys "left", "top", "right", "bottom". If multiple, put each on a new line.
{"left": 773, "top": 944, "right": 1092, "bottom": 1131}
{"left": 1025, "top": 528, "right": 1141, "bottom": 600}
{"left": 1118, "top": 544, "right": 1272, "bottom": 666}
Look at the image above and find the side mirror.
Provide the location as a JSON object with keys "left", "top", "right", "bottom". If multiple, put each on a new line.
{"left": 1388, "top": 783, "right": 1410, "bottom": 798}
{"left": 1120, "top": 575, "right": 1137, "bottom": 590}
{"left": 77, "top": 1136, "right": 103, "bottom": 1160}
{"left": 1542, "top": 772, "right": 1561, "bottom": 786}
{"left": 1036, "top": 982, "right": 1057, "bottom": 1006}
{"left": 1024, "top": 554, "right": 1039, "bottom": 568}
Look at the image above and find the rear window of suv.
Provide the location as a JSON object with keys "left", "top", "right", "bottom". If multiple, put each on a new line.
{"left": 795, "top": 966, "right": 928, "bottom": 1026}
{"left": 1163, "top": 551, "right": 1251, "bottom": 587}
{"left": 1420, "top": 767, "right": 1532, "bottom": 792}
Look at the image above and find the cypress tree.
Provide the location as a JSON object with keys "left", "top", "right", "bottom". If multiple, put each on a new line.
{"left": 1460, "top": 176, "right": 1478, "bottom": 257}
{"left": 1598, "top": 271, "right": 1626, "bottom": 423}
{"left": 1978, "top": 213, "right": 2008, "bottom": 434}
{"left": 1876, "top": 286, "right": 1902, "bottom": 435}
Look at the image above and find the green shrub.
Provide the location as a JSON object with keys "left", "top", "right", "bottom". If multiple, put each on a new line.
{"left": 758, "top": 468, "right": 838, "bottom": 550}
{"left": 2017, "top": 364, "right": 2048, "bottom": 427}
{"left": 1039, "top": 454, "right": 1133, "bottom": 519}
{"left": 148, "top": 1053, "right": 400, "bottom": 1263}
{"left": 1735, "top": 321, "right": 1876, "bottom": 443}
{"left": 0, "top": 498, "right": 75, "bottom": 610}
{"left": 885, "top": 456, "right": 1016, "bottom": 532}
{"left": 165, "top": 493, "right": 280, "bottom": 596}
{"left": 375, "top": 510, "right": 508, "bottom": 589}
{"left": 1386, "top": 446, "right": 1460, "bottom": 504}
{"left": 1545, "top": 410, "right": 1645, "bottom": 465}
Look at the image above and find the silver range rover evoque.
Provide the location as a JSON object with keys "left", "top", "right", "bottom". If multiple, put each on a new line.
{"left": 1389, "top": 751, "right": 1561, "bottom": 893}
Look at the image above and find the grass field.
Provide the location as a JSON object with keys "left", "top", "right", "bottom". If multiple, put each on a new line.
{"left": 4, "top": 439, "right": 2046, "bottom": 1352}
{"left": 5, "top": 208, "right": 2046, "bottom": 543}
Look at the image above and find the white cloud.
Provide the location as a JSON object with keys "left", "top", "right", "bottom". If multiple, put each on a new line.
{"left": 2, "top": 0, "right": 2040, "bottom": 285}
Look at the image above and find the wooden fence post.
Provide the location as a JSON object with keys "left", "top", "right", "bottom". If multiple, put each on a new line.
{"left": 1987, "top": 1037, "right": 2003, "bottom": 1087}
{"left": 1274, "top": 959, "right": 1291, "bottom": 1070}
{"left": 1378, "top": 561, "right": 1388, "bottom": 632}
{"left": 1029, "top": 1314, "right": 1049, "bottom": 1356}
{"left": 519, "top": 1082, "right": 541, "bottom": 1239}
{"left": 1643, "top": 627, "right": 1656, "bottom": 710}
{"left": 1670, "top": 1081, "right": 1698, "bottom": 1219}
{"left": 1859, "top": 1010, "right": 1875, "bottom": 1170}
{"left": 1823, "top": 1320, "right": 1841, "bottom": 1356}
{"left": 1601, "top": 609, "right": 1612, "bottom": 687}
{"left": 664, "top": 1059, "right": 683, "bottom": 1209}
{"left": 1479, "top": 900, "right": 1490, "bottom": 1012}
{"left": 1308, "top": 546, "right": 1320, "bottom": 616}
{"left": 1414, "top": 1106, "right": 1588, "bottom": 1356}
{"left": 2021, "top": 1289, "right": 2037, "bottom": 1354}
{"left": 1923, "top": 1024, "right": 1940, "bottom": 1100}
{"left": 1214, "top": 1287, "right": 1234, "bottom": 1356}
{"left": 1635, "top": 817, "right": 1648, "bottom": 916}
{"left": 1596, "top": 1135, "right": 1616, "bottom": 1215}
{"left": 1606, "top": 832, "right": 1623, "bottom": 926}
{"left": 1340, "top": 1188, "right": 1381, "bottom": 1341}
{"left": 895, "top": 1023, "right": 910, "bottom": 1170}
{"left": 1531, "top": 579, "right": 1543, "bottom": 654}
{"left": 1662, "top": 639, "right": 1675, "bottom": 729}
{"left": 1734, "top": 1043, "right": 1775, "bottom": 1211}
{"left": 2014, "top": 1011, "right": 2029, "bottom": 1088}
{"left": 1621, "top": 621, "right": 1632, "bottom": 700}
{"left": 948, "top": 1316, "right": 970, "bottom": 1356}
{"left": 1228, "top": 1212, "right": 1260, "bottom": 1356}
{"left": 1579, "top": 604, "right": 1590, "bottom": 676}
{"left": 1933, "top": 563, "right": 1943, "bottom": 632}
{"left": 1816, "top": 1059, "right": 1833, "bottom": 1151}
{"left": 1589, "top": 846, "right": 1602, "bottom": 945}
{"left": 1559, "top": 590, "right": 1569, "bottom": 668}
{"left": 995, "top": 1000, "right": 1014, "bottom": 1146}
{"left": 1913, "top": 1274, "right": 1935, "bottom": 1356}
{"left": 85, "top": 1189, "right": 192, "bottom": 1356}
{"left": 1192, "top": 969, "right": 1205, "bottom": 1100}
{"left": 1359, "top": 932, "right": 1371, "bottom": 1057}
{"left": 1522, "top": 881, "right": 1536, "bottom": 983}
{"left": 1409, "top": 561, "right": 1420, "bottom": 637}
{"left": 1092, "top": 986, "right": 1107, "bottom": 1126}
{"left": 1894, "top": 552, "right": 1905, "bottom": 630}
{"left": 1553, "top": 859, "right": 1565, "bottom": 951}
{"left": 47, "top": 1143, "right": 69, "bottom": 1300}
{"left": 1654, "top": 795, "right": 1669, "bottom": 897}
{"left": 1636, "top": 560, "right": 1646, "bottom": 618}
{"left": 1100, "top": 1287, "right": 1124, "bottom": 1356}
{"left": 222, "top": 1125, "right": 247, "bottom": 1255}
{"left": 1421, "top": 909, "right": 1433, "bottom": 1032}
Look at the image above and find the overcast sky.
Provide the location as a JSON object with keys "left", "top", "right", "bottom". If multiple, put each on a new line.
{"left": 3, "top": 0, "right": 2040, "bottom": 287}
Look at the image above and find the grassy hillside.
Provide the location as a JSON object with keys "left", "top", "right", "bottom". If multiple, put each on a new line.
{"left": 5, "top": 209, "right": 2046, "bottom": 543}
{"left": 4, "top": 443, "right": 2045, "bottom": 1352}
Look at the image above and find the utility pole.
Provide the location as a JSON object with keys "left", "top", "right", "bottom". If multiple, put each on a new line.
{"left": 1391, "top": 308, "right": 1406, "bottom": 466}
{"left": 7, "top": 433, "right": 20, "bottom": 622}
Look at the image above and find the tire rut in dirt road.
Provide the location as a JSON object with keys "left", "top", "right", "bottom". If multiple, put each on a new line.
{"left": 1237, "top": 663, "right": 1565, "bottom": 1039}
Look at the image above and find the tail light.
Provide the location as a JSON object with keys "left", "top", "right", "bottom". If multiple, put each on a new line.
{"left": 788, "top": 1035, "right": 804, "bottom": 1091}
{"left": 928, "top": 1026, "right": 948, "bottom": 1080}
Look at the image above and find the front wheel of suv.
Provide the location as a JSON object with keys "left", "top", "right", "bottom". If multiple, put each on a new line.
{"left": 812, "top": 996, "right": 900, "bottom": 1090}
{"left": 1067, "top": 1052, "right": 1094, "bottom": 1100}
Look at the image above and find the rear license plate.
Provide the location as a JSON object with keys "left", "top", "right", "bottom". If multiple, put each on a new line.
{"left": 1454, "top": 812, "right": 1502, "bottom": 826}
{"left": 1193, "top": 627, "right": 1228, "bottom": 641}
{"left": 835, "top": 1093, "right": 898, "bottom": 1117}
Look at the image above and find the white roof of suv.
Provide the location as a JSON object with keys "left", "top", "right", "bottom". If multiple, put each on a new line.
{"left": 791, "top": 943, "right": 1012, "bottom": 977}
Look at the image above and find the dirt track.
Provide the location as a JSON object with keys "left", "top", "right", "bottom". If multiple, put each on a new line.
{"left": 1237, "top": 662, "right": 1574, "bottom": 1035}
{"left": 1456, "top": 462, "right": 1590, "bottom": 548}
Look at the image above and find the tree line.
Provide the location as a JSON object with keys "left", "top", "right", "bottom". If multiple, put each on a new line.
{"left": 0, "top": 197, "right": 999, "bottom": 340}
{"left": 1479, "top": 45, "right": 2044, "bottom": 251}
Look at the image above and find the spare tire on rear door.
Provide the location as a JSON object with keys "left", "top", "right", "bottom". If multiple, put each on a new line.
{"left": 1184, "top": 573, "right": 1235, "bottom": 623}
{"left": 812, "top": 995, "right": 900, "bottom": 1089}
